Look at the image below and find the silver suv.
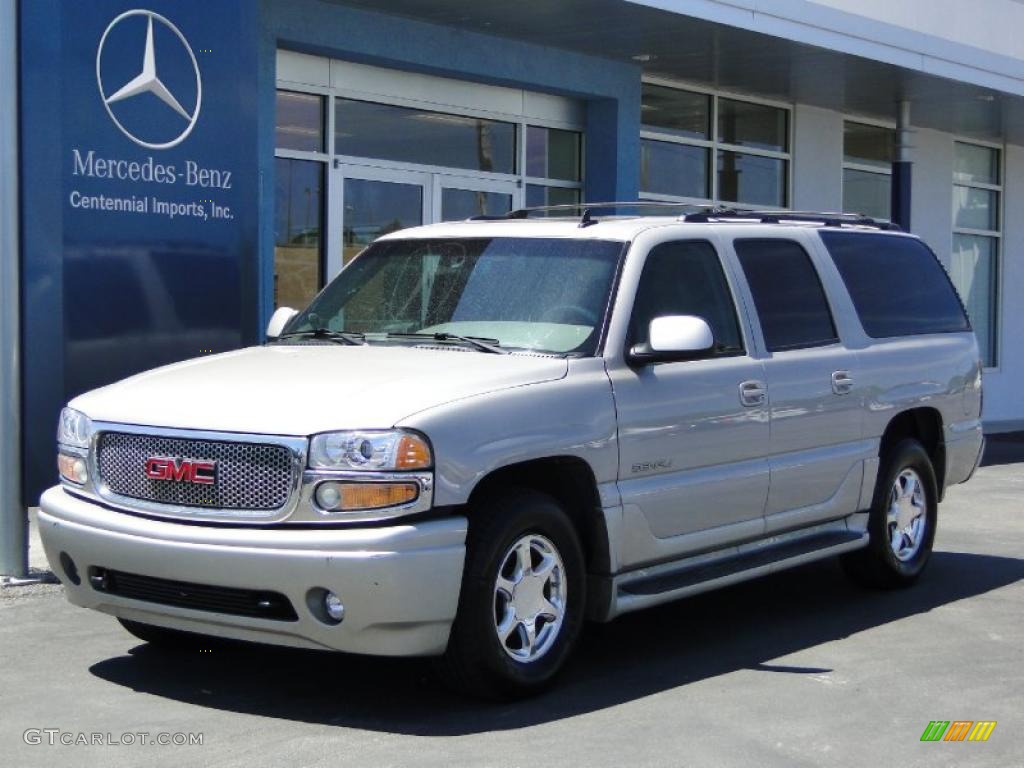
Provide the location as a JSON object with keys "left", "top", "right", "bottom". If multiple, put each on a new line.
{"left": 40, "top": 205, "right": 985, "bottom": 697}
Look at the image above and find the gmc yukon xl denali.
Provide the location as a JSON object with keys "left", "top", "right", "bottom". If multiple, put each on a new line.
{"left": 40, "top": 206, "right": 985, "bottom": 697}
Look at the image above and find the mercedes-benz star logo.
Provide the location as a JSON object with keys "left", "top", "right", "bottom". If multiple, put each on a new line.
{"left": 96, "top": 10, "right": 202, "bottom": 150}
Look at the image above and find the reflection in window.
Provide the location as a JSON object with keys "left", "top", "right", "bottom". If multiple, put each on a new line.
{"left": 951, "top": 234, "right": 998, "bottom": 366}
{"left": 274, "top": 158, "right": 323, "bottom": 309}
{"left": 717, "top": 151, "right": 786, "bottom": 207}
{"left": 335, "top": 99, "right": 516, "bottom": 174}
{"left": 441, "top": 188, "right": 512, "bottom": 221}
{"left": 342, "top": 178, "right": 422, "bottom": 265}
{"left": 275, "top": 91, "right": 324, "bottom": 153}
{"left": 526, "top": 126, "right": 581, "bottom": 182}
{"left": 640, "top": 139, "right": 709, "bottom": 199}
{"left": 951, "top": 142, "right": 1001, "bottom": 366}
{"left": 640, "top": 84, "right": 710, "bottom": 140}
{"left": 843, "top": 167, "right": 891, "bottom": 220}
{"left": 717, "top": 98, "right": 788, "bottom": 152}
{"left": 640, "top": 85, "right": 789, "bottom": 206}
{"left": 525, "top": 185, "right": 581, "bottom": 208}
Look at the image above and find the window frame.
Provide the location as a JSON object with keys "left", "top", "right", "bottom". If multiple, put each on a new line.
{"left": 951, "top": 138, "right": 1003, "bottom": 370}
{"left": 624, "top": 238, "right": 747, "bottom": 362}
{"left": 841, "top": 117, "right": 895, "bottom": 221}
{"left": 733, "top": 237, "right": 840, "bottom": 353}
{"left": 273, "top": 81, "right": 587, "bottom": 309}
{"left": 639, "top": 77, "right": 793, "bottom": 208}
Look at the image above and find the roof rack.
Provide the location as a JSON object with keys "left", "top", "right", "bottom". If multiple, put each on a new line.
{"left": 469, "top": 202, "right": 900, "bottom": 231}
{"left": 681, "top": 208, "right": 902, "bottom": 231}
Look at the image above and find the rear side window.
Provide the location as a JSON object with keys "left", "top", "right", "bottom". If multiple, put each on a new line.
{"left": 819, "top": 231, "right": 970, "bottom": 338}
{"left": 629, "top": 240, "right": 744, "bottom": 354}
{"left": 735, "top": 239, "right": 838, "bottom": 352}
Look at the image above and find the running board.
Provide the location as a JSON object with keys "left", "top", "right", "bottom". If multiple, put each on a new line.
{"left": 610, "top": 524, "right": 868, "bottom": 619}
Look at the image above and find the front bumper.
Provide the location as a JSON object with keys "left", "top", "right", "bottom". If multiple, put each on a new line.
{"left": 38, "top": 486, "right": 467, "bottom": 656}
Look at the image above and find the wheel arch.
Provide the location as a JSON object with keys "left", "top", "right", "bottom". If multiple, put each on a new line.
{"left": 878, "top": 407, "right": 946, "bottom": 499}
{"left": 466, "top": 456, "right": 612, "bottom": 576}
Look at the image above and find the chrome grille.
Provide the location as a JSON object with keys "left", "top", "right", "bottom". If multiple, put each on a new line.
{"left": 96, "top": 432, "right": 294, "bottom": 511}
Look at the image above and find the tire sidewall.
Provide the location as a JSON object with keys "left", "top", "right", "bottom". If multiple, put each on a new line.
{"left": 459, "top": 491, "right": 586, "bottom": 693}
{"left": 870, "top": 439, "right": 938, "bottom": 580}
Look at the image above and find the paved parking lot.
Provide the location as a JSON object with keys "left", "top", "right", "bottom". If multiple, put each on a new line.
{"left": 2, "top": 448, "right": 1021, "bottom": 768}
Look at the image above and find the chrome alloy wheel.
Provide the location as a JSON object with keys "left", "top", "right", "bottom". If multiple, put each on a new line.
{"left": 493, "top": 534, "right": 567, "bottom": 663}
{"left": 887, "top": 468, "right": 927, "bottom": 561}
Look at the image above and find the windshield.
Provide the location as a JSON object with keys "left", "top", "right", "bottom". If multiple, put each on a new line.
{"left": 285, "top": 237, "right": 625, "bottom": 355}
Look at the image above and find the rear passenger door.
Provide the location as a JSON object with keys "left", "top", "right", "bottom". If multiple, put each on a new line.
{"left": 733, "top": 236, "right": 867, "bottom": 533}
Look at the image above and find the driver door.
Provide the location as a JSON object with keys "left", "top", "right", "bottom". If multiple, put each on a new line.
{"left": 610, "top": 239, "right": 770, "bottom": 561}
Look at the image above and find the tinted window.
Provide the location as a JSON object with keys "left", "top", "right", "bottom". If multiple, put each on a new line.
{"left": 630, "top": 240, "right": 743, "bottom": 354}
{"left": 820, "top": 231, "right": 970, "bottom": 338}
{"left": 735, "top": 239, "right": 838, "bottom": 352}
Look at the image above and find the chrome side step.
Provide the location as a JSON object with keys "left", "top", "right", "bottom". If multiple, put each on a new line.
{"left": 609, "top": 520, "right": 868, "bottom": 619}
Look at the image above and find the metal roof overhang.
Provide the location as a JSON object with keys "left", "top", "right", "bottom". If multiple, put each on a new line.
{"left": 331, "top": 0, "right": 1024, "bottom": 143}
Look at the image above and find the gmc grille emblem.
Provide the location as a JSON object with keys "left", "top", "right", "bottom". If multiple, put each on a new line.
{"left": 144, "top": 456, "right": 217, "bottom": 485}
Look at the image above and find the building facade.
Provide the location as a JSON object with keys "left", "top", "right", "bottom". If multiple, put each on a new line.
{"left": 2, "top": 0, "right": 1023, "bottom": 573}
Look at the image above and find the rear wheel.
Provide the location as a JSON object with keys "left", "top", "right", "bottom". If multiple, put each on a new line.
{"left": 438, "top": 488, "right": 585, "bottom": 698}
{"left": 842, "top": 438, "right": 938, "bottom": 588}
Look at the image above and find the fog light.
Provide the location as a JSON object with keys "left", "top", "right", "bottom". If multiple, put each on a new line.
{"left": 58, "top": 453, "right": 88, "bottom": 485}
{"left": 315, "top": 483, "right": 341, "bottom": 509}
{"left": 324, "top": 591, "right": 345, "bottom": 622}
{"left": 314, "top": 481, "right": 419, "bottom": 512}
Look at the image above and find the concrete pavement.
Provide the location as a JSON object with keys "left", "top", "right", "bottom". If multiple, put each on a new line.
{"left": 1, "top": 460, "right": 1021, "bottom": 767}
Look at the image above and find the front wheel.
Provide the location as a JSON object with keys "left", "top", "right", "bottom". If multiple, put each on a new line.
{"left": 842, "top": 438, "right": 938, "bottom": 588}
{"left": 438, "top": 488, "right": 585, "bottom": 699}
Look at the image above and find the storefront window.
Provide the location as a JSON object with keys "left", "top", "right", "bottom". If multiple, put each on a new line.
{"left": 842, "top": 121, "right": 894, "bottom": 220}
{"left": 640, "top": 84, "right": 789, "bottom": 207}
{"left": 274, "top": 158, "right": 323, "bottom": 309}
{"left": 525, "top": 185, "right": 581, "bottom": 208}
{"left": 640, "top": 139, "right": 708, "bottom": 198}
{"left": 526, "top": 126, "right": 581, "bottom": 182}
{"left": 275, "top": 91, "right": 324, "bottom": 153}
{"left": 952, "top": 142, "right": 1001, "bottom": 367}
{"left": 335, "top": 99, "right": 516, "bottom": 174}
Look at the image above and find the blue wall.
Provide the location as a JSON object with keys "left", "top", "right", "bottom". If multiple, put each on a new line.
{"left": 20, "top": 0, "right": 261, "bottom": 504}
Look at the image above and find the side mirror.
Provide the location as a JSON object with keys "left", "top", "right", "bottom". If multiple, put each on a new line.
{"left": 628, "top": 315, "right": 714, "bottom": 365}
{"left": 266, "top": 307, "right": 298, "bottom": 340}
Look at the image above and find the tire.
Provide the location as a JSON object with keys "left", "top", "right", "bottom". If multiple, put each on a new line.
{"left": 437, "top": 487, "right": 586, "bottom": 699}
{"left": 841, "top": 438, "right": 938, "bottom": 589}
{"left": 117, "top": 618, "right": 213, "bottom": 649}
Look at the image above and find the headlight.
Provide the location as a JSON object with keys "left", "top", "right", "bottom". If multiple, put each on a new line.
{"left": 57, "top": 407, "right": 94, "bottom": 448}
{"left": 308, "top": 430, "right": 432, "bottom": 471}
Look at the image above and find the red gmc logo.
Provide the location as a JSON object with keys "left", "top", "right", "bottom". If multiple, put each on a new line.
{"left": 144, "top": 457, "right": 217, "bottom": 485}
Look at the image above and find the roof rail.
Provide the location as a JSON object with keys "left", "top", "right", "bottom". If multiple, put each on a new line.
{"left": 682, "top": 209, "right": 902, "bottom": 231}
{"left": 468, "top": 202, "right": 900, "bottom": 231}
{"left": 469, "top": 201, "right": 725, "bottom": 228}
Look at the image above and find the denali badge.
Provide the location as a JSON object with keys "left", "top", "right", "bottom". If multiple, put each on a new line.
{"left": 144, "top": 456, "right": 216, "bottom": 485}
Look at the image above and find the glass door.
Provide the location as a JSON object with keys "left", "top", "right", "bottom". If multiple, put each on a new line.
{"left": 328, "top": 164, "right": 430, "bottom": 279}
{"left": 326, "top": 166, "right": 522, "bottom": 281}
{"left": 433, "top": 175, "right": 520, "bottom": 222}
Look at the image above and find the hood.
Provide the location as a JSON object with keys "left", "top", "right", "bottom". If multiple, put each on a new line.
{"left": 70, "top": 344, "right": 568, "bottom": 435}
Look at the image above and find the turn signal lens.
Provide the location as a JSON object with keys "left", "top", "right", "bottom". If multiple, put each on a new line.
{"left": 395, "top": 434, "right": 432, "bottom": 470}
{"left": 314, "top": 481, "right": 419, "bottom": 512}
{"left": 58, "top": 453, "right": 88, "bottom": 485}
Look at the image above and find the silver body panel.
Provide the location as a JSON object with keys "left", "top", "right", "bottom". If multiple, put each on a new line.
{"left": 40, "top": 219, "right": 985, "bottom": 653}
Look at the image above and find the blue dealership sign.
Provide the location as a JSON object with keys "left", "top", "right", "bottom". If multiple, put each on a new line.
{"left": 20, "top": 0, "right": 261, "bottom": 504}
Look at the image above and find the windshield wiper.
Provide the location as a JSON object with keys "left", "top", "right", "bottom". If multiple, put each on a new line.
{"left": 385, "top": 332, "right": 508, "bottom": 355}
{"left": 277, "top": 328, "right": 366, "bottom": 346}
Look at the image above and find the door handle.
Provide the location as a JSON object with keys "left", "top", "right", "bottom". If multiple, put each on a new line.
{"left": 739, "top": 379, "right": 767, "bottom": 407}
{"left": 832, "top": 370, "right": 854, "bottom": 395}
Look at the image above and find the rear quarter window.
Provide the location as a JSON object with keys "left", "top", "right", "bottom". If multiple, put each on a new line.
{"left": 819, "top": 231, "right": 970, "bottom": 338}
